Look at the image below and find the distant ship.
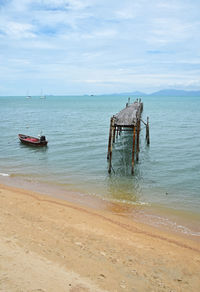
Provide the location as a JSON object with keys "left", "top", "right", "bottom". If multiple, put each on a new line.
{"left": 26, "top": 91, "right": 31, "bottom": 99}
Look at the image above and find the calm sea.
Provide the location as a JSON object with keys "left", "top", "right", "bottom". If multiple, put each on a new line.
{"left": 0, "top": 95, "right": 200, "bottom": 237}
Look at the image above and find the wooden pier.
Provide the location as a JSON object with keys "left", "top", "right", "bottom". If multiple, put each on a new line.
{"left": 107, "top": 98, "right": 149, "bottom": 174}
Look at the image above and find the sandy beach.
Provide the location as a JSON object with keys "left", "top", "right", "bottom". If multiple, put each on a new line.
{"left": 0, "top": 183, "right": 200, "bottom": 292}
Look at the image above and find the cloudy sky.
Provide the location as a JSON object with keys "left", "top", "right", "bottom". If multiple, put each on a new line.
{"left": 0, "top": 0, "right": 200, "bottom": 95}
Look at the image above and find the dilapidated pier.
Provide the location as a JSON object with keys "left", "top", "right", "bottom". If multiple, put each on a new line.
{"left": 107, "top": 98, "right": 150, "bottom": 174}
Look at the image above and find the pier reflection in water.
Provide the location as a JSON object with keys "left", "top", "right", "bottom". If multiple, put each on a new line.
{"left": 106, "top": 130, "right": 144, "bottom": 205}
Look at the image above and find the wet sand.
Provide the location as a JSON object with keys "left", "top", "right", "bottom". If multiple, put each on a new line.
{"left": 0, "top": 183, "right": 200, "bottom": 292}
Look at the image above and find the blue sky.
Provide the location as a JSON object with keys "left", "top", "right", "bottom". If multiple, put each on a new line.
{"left": 0, "top": 0, "right": 200, "bottom": 95}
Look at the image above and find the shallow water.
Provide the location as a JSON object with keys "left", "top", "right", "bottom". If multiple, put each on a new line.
{"left": 0, "top": 95, "right": 200, "bottom": 237}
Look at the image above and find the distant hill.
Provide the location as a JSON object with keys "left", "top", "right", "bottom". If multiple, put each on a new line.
{"left": 119, "top": 91, "right": 147, "bottom": 96}
{"left": 104, "top": 91, "right": 146, "bottom": 96}
{"left": 148, "top": 89, "right": 200, "bottom": 97}
{"left": 108, "top": 89, "right": 200, "bottom": 97}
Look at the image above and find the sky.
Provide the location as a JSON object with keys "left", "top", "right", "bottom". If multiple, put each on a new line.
{"left": 0, "top": 0, "right": 200, "bottom": 95}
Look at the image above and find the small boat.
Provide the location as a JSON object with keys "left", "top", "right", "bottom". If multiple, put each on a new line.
{"left": 18, "top": 134, "right": 48, "bottom": 146}
{"left": 26, "top": 90, "right": 31, "bottom": 99}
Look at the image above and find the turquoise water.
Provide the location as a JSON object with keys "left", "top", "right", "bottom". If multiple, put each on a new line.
{"left": 0, "top": 95, "right": 200, "bottom": 235}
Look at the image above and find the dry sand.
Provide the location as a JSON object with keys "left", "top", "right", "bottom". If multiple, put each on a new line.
{"left": 0, "top": 183, "right": 200, "bottom": 292}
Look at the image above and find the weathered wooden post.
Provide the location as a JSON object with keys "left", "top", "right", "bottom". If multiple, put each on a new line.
{"left": 146, "top": 116, "right": 150, "bottom": 145}
{"left": 108, "top": 117, "right": 115, "bottom": 173}
{"left": 107, "top": 117, "right": 113, "bottom": 160}
{"left": 113, "top": 126, "right": 116, "bottom": 143}
{"left": 119, "top": 126, "right": 122, "bottom": 136}
{"left": 131, "top": 126, "right": 136, "bottom": 175}
{"left": 136, "top": 116, "right": 141, "bottom": 162}
{"left": 116, "top": 127, "right": 119, "bottom": 139}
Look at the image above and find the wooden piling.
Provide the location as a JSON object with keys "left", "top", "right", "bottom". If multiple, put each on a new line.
{"left": 116, "top": 127, "right": 119, "bottom": 139}
{"left": 108, "top": 118, "right": 114, "bottom": 173}
{"left": 107, "top": 117, "right": 113, "bottom": 160}
{"left": 146, "top": 116, "right": 150, "bottom": 145}
{"left": 136, "top": 112, "right": 141, "bottom": 161}
{"left": 119, "top": 126, "right": 122, "bottom": 136}
{"left": 136, "top": 116, "right": 141, "bottom": 162}
{"left": 113, "top": 126, "right": 116, "bottom": 143}
{"left": 131, "top": 126, "right": 136, "bottom": 175}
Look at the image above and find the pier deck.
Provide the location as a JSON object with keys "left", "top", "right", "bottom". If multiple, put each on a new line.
{"left": 113, "top": 100, "right": 143, "bottom": 127}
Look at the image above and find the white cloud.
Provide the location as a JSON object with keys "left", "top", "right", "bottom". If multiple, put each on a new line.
{"left": 0, "top": 21, "right": 36, "bottom": 39}
{"left": 114, "top": 1, "right": 143, "bottom": 20}
{"left": 150, "top": 18, "right": 193, "bottom": 44}
{"left": 81, "top": 29, "right": 118, "bottom": 39}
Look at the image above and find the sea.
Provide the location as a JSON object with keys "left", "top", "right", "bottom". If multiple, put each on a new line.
{"left": 0, "top": 95, "right": 200, "bottom": 239}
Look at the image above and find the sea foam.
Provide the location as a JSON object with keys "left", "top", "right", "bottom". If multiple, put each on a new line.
{"left": 0, "top": 173, "right": 10, "bottom": 177}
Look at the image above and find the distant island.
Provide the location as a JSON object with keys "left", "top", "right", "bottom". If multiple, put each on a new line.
{"left": 148, "top": 89, "right": 200, "bottom": 97}
{"left": 108, "top": 89, "right": 200, "bottom": 97}
{"left": 1, "top": 89, "right": 200, "bottom": 98}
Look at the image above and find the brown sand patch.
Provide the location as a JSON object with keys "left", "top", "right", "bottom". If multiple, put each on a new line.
{"left": 0, "top": 183, "right": 200, "bottom": 291}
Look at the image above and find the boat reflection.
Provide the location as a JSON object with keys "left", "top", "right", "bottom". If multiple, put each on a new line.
{"left": 19, "top": 142, "right": 48, "bottom": 153}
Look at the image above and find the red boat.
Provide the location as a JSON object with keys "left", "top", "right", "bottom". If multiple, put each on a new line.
{"left": 18, "top": 134, "right": 48, "bottom": 146}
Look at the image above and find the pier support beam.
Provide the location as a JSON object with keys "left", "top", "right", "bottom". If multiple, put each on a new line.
{"left": 116, "top": 127, "right": 119, "bottom": 139}
{"left": 136, "top": 118, "right": 141, "bottom": 162}
{"left": 131, "top": 126, "right": 136, "bottom": 175}
{"left": 107, "top": 117, "right": 113, "bottom": 160}
{"left": 119, "top": 126, "right": 122, "bottom": 136}
{"left": 146, "top": 116, "right": 150, "bottom": 145}
{"left": 113, "top": 126, "right": 116, "bottom": 143}
{"left": 108, "top": 117, "right": 115, "bottom": 173}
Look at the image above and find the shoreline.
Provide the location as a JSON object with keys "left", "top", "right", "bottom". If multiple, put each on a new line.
{"left": 0, "top": 182, "right": 200, "bottom": 291}
{"left": 1, "top": 174, "right": 200, "bottom": 242}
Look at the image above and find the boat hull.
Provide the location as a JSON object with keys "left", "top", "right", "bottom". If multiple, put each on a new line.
{"left": 18, "top": 134, "right": 48, "bottom": 147}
